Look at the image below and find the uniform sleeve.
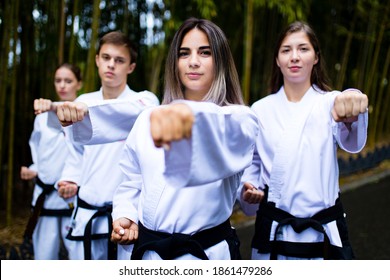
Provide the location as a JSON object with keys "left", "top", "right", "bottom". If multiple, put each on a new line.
{"left": 112, "top": 129, "right": 142, "bottom": 223}
{"left": 332, "top": 90, "right": 368, "bottom": 153}
{"left": 163, "top": 101, "right": 259, "bottom": 188}
{"left": 28, "top": 116, "right": 41, "bottom": 173}
{"left": 46, "top": 110, "right": 63, "bottom": 131}
{"left": 72, "top": 91, "right": 159, "bottom": 145}
{"left": 237, "top": 146, "right": 263, "bottom": 216}
{"left": 56, "top": 126, "right": 84, "bottom": 187}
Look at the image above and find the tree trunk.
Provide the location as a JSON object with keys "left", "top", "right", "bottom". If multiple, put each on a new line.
{"left": 375, "top": 47, "right": 390, "bottom": 141}
{"left": 58, "top": 0, "right": 66, "bottom": 65}
{"left": 19, "top": 0, "right": 35, "bottom": 185}
{"left": 6, "top": 0, "right": 19, "bottom": 227}
{"left": 367, "top": 0, "right": 390, "bottom": 146}
{"left": 241, "top": 0, "right": 254, "bottom": 105}
{"left": 335, "top": 14, "right": 356, "bottom": 90}
{"left": 69, "top": 0, "right": 80, "bottom": 64}
{"left": 122, "top": 0, "right": 130, "bottom": 36}
{"left": 84, "top": 0, "right": 101, "bottom": 93}
{"left": 0, "top": 0, "right": 12, "bottom": 217}
{"left": 356, "top": 8, "right": 375, "bottom": 91}
{"left": 146, "top": 44, "right": 166, "bottom": 95}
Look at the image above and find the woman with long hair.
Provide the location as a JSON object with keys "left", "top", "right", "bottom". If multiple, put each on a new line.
{"left": 238, "top": 21, "right": 368, "bottom": 260}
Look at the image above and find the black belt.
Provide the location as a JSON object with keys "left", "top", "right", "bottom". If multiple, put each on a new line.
{"left": 34, "top": 177, "right": 73, "bottom": 217}
{"left": 254, "top": 197, "right": 344, "bottom": 259}
{"left": 131, "top": 219, "right": 234, "bottom": 260}
{"left": 66, "top": 196, "right": 116, "bottom": 260}
{"left": 268, "top": 201, "right": 343, "bottom": 259}
{"left": 23, "top": 177, "right": 56, "bottom": 239}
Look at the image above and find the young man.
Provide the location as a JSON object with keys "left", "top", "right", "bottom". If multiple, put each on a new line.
{"left": 56, "top": 31, "right": 159, "bottom": 260}
{"left": 20, "top": 63, "right": 82, "bottom": 260}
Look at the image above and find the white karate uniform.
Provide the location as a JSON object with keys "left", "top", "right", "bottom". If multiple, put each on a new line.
{"left": 28, "top": 111, "right": 76, "bottom": 260}
{"left": 238, "top": 86, "right": 368, "bottom": 260}
{"left": 61, "top": 86, "right": 159, "bottom": 260}
{"left": 111, "top": 100, "right": 259, "bottom": 260}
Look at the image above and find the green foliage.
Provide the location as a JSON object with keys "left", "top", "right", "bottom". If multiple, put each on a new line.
{"left": 261, "top": 0, "right": 310, "bottom": 22}
{"left": 194, "top": 0, "right": 218, "bottom": 19}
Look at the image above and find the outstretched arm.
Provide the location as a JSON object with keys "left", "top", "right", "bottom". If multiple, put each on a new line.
{"left": 332, "top": 89, "right": 368, "bottom": 128}
{"left": 56, "top": 101, "right": 89, "bottom": 127}
{"left": 332, "top": 89, "right": 369, "bottom": 153}
{"left": 34, "top": 98, "right": 58, "bottom": 115}
{"left": 64, "top": 91, "right": 159, "bottom": 144}
{"left": 157, "top": 101, "right": 259, "bottom": 188}
{"left": 150, "top": 103, "right": 194, "bottom": 150}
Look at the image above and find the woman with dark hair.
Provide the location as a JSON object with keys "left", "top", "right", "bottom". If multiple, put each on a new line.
{"left": 238, "top": 21, "right": 368, "bottom": 260}
{"left": 108, "top": 18, "right": 258, "bottom": 260}
{"left": 20, "top": 63, "right": 82, "bottom": 259}
{"left": 269, "top": 21, "right": 332, "bottom": 94}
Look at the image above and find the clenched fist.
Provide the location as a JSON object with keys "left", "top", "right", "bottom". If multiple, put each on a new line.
{"left": 57, "top": 180, "right": 78, "bottom": 199}
{"left": 34, "top": 98, "right": 54, "bottom": 115}
{"left": 150, "top": 103, "right": 194, "bottom": 149}
{"left": 332, "top": 89, "right": 368, "bottom": 124}
{"left": 241, "top": 182, "right": 264, "bottom": 204}
{"left": 111, "top": 218, "right": 138, "bottom": 245}
{"left": 56, "top": 101, "right": 88, "bottom": 127}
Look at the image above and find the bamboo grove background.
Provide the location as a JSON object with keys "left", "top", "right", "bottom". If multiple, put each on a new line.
{"left": 1, "top": 0, "right": 389, "bottom": 225}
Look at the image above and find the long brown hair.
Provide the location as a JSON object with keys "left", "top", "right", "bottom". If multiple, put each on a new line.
{"left": 269, "top": 21, "right": 332, "bottom": 94}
